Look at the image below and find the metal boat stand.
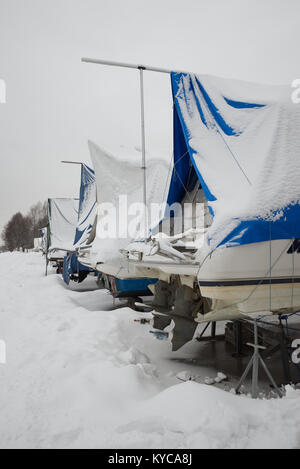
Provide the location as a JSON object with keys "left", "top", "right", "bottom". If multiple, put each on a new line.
{"left": 196, "top": 321, "right": 225, "bottom": 343}
{"left": 232, "top": 320, "right": 246, "bottom": 357}
{"left": 235, "top": 319, "right": 283, "bottom": 398}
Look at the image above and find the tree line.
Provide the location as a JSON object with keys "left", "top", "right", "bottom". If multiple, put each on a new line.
{"left": 1, "top": 201, "right": 47, "bottom": 252}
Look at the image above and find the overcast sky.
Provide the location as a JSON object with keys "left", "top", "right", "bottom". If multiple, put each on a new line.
{"left": 0, "top": 0, "right": 300, "bottom": 234}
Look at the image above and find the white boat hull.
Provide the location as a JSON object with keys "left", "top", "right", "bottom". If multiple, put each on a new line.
{"left": 197, "top": 239, "right": 300, "bottom": 320}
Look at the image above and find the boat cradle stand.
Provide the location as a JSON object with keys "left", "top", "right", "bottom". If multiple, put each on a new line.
{"left": 235, "top": 320, "right": 283, "bottom": 399}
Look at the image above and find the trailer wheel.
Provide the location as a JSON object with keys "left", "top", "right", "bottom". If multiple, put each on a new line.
{"left": 127, "top": 297, "right": 144, "bottom": 311}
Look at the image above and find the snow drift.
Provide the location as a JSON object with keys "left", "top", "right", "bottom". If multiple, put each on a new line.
{"left": 0, "top": 252, "right": 300, "bottom": 449}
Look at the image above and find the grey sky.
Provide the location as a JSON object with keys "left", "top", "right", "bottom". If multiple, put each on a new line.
{"left": 0, "top": 0, "right": 300, "bottom": 234}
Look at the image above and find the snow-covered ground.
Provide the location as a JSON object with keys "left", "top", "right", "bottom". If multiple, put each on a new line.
{"left": 0, "top": 252, "right": 300, "bottom": 449}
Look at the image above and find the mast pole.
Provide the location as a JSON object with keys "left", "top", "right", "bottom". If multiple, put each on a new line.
{"left": 61, "top": 161, "right": 83, "bottom": 165}
{"left": 82, "top": 58, "right": 172, "bottom": 239}
{"left": 138, "top": 66, "right": 147, "bottom": 236}
{"left": 81, "top": 57, "right": 183, "bottom": 74}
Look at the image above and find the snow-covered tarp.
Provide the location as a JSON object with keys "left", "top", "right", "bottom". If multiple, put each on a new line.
{"left": 169, "top": 73, "right": 300, "bottom": 248}
{"left": 33, "top": 237, "right": 42, "bottom": 251}
{"left": 87, "top": 141, "right": 169, "bottom": 262}
{"left": 73, "top": 164, "right": 97, "bottom": 248}
{"left": 62, "top": 165, "right": 97, "bottom": 282}
{"left": 47, "top": 198, "right": 79, "bottom": 254}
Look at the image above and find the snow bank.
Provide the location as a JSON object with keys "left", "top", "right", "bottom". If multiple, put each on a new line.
{"left": 0, "top": 252, "right": 300, "bottom": 449}
{"left": 113, "top": 382, "right": 300, "bottom": 449}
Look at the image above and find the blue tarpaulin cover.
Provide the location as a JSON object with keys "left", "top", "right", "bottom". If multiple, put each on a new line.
{"left": 73, "top": 164, "right": 97, "bottom": 247}
{"left": 168, "top": 73, "right": 300, "bottom": 248}
{"left": 62, "top": 253, "right": 91, "bottom": 284}
{"left": 113, "top": 277, "right": 158, "bottom": 298}
{"left": 63, "top": 165, "right": 97, "bottom": 282}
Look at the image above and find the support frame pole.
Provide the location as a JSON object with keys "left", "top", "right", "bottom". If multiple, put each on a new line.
{"left": 138, "top": 67, "right": 147, "bottom": 236}
{"left": 82, "top": 57, "right": 157, "bottom": 238}
{"left": 236, "top": 356, "right": 254, "bottom": 394}
{"left": 211, "top": 321, "right": 216, "bottom": 338}
{"left": 61, "top": 161, "right": 84, "bottom": 165}
{"left": 251, "top": 321, "right": 259, "bottom": 399}
{"left": 236, "top": 319, "right": 283, "bottom": 399}
{"left": 81, "top": 57, "right": 189, "bottom": 75}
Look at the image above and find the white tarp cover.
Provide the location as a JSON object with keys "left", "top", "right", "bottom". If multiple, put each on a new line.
{"left": 48, "top": 198, "right": 79, "bottom": 253}
{"left": 33, "top": 238, "right": 42, "bottom": 250}
{"left": 88, "top": 141, "right": 169, "bottom": 262}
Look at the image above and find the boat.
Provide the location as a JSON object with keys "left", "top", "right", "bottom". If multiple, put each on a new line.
{"left": 120, "top": 72, "right": 300, "bottom": 348}
{"left": 46, "top": 197, "right": 79, "bottom": 274}
{"left": 62, "top": 163, "right": 97, "bottom": 285}
{"left": 80, "top": 58, "right": 300, "bottom": 350}
{"left": 77, "top": 141, "right": 169, "bottom": 303}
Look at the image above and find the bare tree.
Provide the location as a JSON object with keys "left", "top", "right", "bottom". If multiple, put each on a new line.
{"left": 2, "top": 213, "right": 32, "bottom": 251}
{"left": 27, "top": 201, "right": 47, "bottom": 239}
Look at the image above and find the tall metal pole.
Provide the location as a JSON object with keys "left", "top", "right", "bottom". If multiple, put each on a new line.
{"left": 251, "top": 320, "right": 259, "bottom": 399}
{"left": 139, "top": 67, "right": 147, "bottom": 236}
{"left": 82, "top": 58, "right": 161, "bottom": 238}
{"left": 81, "top": 57, "right": 189, "bottom": 75}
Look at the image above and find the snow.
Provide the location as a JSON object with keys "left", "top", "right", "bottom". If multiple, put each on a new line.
{"left": 1, "top": 252, "right": 300, "bottom": 449}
